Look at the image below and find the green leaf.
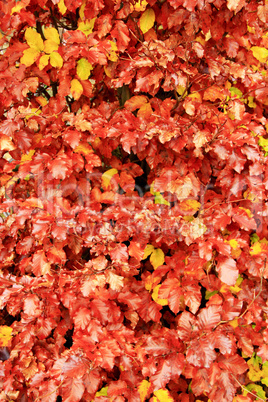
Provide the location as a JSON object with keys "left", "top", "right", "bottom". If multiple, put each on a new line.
{"left": 205, "top": 290, "right": 218, "bottom": 300}
{"left": 245, "top": 383, "right": 266, "bottom": 400}
{"left": 95, "top": 386, "right": 108, "bottom": 397}
{"left": 154, "top": 192, "right": 170, "bottom": 206}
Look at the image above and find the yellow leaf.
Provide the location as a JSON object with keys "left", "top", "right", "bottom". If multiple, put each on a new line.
{"left": 134, "top": 0, "right": 148, "bottom": 12}
{"left": 251, "top": 46, "right": 268, "bottom": 63}
{"left": 78, "top": 18, "right": 96, "bottom": 36}
{"left": 38, "top": 54, "right": 50, "bottom": 70}
{"left": 0, "top": 326, "right": 13, "bottom": 347}
{"left": 138, "top": 380, "right": 151, "bottom": 402}
{"left": 25, "top": 27, "right": 44, "bottom": 51}
{"left": 153, "top": 389, "right": 174, "bottom": 402}
{"left": 248, "top": 355, "right": 263, "bottom": 382}
{"left": 188, "top": 92, "right": 202, "bottom": 101}
{"left": 79, "top": 2, "right": 86, "bottom": 19}
{"left": 180, "top": 199, "right": 201, "bottom": 211}
{"left": 140, "top": 8, "right": 155, "bottom": 34}
{"left": 248, "top": 96, "right": 257, "bottom": 108}
{"left": 230, "top": 284, "right": 242, "bottom": 293}
{"left": 21, "top": 150, "right": 35, "bottom": 163}
{"left": 150, "top": 248, "right": 165, "bottom": 270}
{"left": 44, "top": 39, "right": 58, "bottom": 53}
{"left": 74, "top": 142, "right": 93, "bottom": 156}
{"left": 24, "top": 108, "right": 41, "bottom": 120}
{"left": 143, "top": 244, "right": 155, "bottom": 259}
{"left": 250, "top": 240, "right": 268, "bottom": 255}
{"left": 70, "top": 79, "right": 83, "bottom": 100}
{"left": 77, "top": 58, "right": 93, "bottom": 80}
{"left": 50, "top": 52, "right": 63, "bottom": 69}
{"left": 152, "top": 285, "right": 168, "bottom": 306}
{"left": 104, "top": 65, "right": 112, "bottom": 78}
{"left": 229, "top": 239, "right": 239, "bottom": 249}
{"left": 101, "top": 168, "right": 118, "bottom": 190}
{"left": 11, "top": 0, "right": 30, "bottom": 14}
{"left": 239, "top": 207, "right": 253, "bottom": 218}
{"left": 229, "top": 318, "right": 239, "bottom": 328}
{"left": 44, "top": 27, "right": 60, "bottom": 44}
{"left": 176, "top": 85, "right": 187, "bottom": 96}
{"left": 243, "top": 189, "right": 259, "bottom": 203}
{"left": 21, "top": 48, "right": 40, "bottom": 67}
{"left": 36, "top": 96, "right": 48, "bottom": 106}
{"left": 108, "top": 40, "right": 118, "bottom": 62}
{"left": 58, "top": 0, "right": 67, "bottom": 14}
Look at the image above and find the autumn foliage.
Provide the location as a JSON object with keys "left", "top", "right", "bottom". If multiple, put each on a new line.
{"left": 1, "top": 0, "right": 268, "bottom": 401}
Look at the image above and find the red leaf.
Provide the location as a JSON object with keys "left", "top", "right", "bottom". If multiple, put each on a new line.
{"left": 128, "top": 241, "right": 145, "bottom": 261}
{"left": 111, "top": 21, "right": 130, "bottom": 52}
{"left": 108, "top": 380, "right": 128, "bottom": 397}
{"left": 197, "top": 305, "right": 222, "bottom": 331}
{"left": 16, "top": 236, "right": 34, "bottom": 254}
{"left": 158, "top": 278, "right": 183, "bottom": 314}
{"left": 98, "top": 338, "right": 121, "bottom": 370}
{"left": 186, "top": 337, "right": 217, "bottom": 368}
{"left": 216, "top": 256, "right": 239, "bottom": 286}
{"left": 48, "top": 154, "right": 72, "bottom": 180}
{"left": 218, "top": 354, "right": 248, "bottom": 375}
{"left": 151, "top": 360, "right": 172, "bottom": 390}
{"left": 60, "top": 377, "right": 85, "bottom": 402}
{"left": 31, "top": 251, "right": 51, "bottom": 276}
{"left": 191, "top": 368, "right": 211, "bottom": 396}
{"left": 232, "top": 207, "right": 257, "bottom": 231}
{"left": 73, "top": 308, "right": 91, "bottom": 330}
{"left": 90, "top": 299, "right": 110, "bottom": 324}
{"left": 83, "top": 369, "right": 101, "bottom": 394}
